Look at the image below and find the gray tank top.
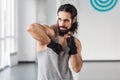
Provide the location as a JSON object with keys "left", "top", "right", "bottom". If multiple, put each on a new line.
{"left": 37, "top": 47, "right": 73, "bottom": 80}
{"left": 37, "top": 26, "right": 73, "bottom": 80}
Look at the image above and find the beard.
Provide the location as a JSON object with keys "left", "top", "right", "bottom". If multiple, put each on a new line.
{"left": 58, "top": 26, "right": 70, "bottom": 36}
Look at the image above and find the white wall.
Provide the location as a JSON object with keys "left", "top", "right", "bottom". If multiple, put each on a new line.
{"left": 46, "top": 0, "right": 57, "bottom": 25}
{"left": 48, "top": 0, "right": 120, "bottom": 60}
{"left": 0, "top": 0, "right": 2, "bottom": 67}
{"left": 36, "top": 0, "right": 47, "bottom": 24}
{"left": 17, "top": 0, "right": 36, "bottom": 61}
{"left": 78, "top": 0, "right": 120, "bottom": 60}
{"left": 0, "top": 0, "right": 1, "bottom": 65}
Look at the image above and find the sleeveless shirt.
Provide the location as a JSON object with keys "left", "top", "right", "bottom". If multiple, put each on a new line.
{"left": 37, "top": 26, "right": 73, "bottom": 80}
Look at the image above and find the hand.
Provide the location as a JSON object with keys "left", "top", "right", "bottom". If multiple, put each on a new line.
{"left": 67, "top": 36, "right": 77, "bottom": 55}
{"left": 47, "top": 40, "right": 62, "bottom": 55}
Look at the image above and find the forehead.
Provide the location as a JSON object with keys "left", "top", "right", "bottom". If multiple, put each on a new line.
{"left": 58, "top": 11, "right": 71, "bottom": 19}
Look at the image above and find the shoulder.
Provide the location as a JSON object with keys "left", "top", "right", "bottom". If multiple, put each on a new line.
{"left": 74, "top": 36, "right": 82, "bottom": 50}
{"left": 44, "top": 24, "right": 58, "bottom": 32}
{"left": 44, "top": 24, "right": 57, "bottom": 40}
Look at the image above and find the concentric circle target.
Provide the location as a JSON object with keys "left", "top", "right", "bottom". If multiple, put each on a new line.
{"left": 90, "top": 0, "right": 118, "bottom": 12}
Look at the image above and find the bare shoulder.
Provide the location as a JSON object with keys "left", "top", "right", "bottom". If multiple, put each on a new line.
{"left": 43, "top": 25, "right": 54, "bottom": 33}
{"left": 43, "top": 25, "right": 56, "bottom": 40}
{"left": 74, "top": 37, "right": 82, "bottom": 52}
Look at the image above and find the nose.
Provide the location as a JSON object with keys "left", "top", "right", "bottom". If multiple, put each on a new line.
{"left": 60, "top": 20, "right": 65, "bottom": 26}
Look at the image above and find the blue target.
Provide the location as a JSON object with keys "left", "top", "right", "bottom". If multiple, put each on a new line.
{"left": 90, "top": 0, "right": 118, "bottom": 12}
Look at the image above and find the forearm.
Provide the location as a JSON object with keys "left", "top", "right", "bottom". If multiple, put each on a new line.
{"left": 70, "top": 54, "right": 83, "bottom": 73}
{"left": 27, "top": 23, "right": 50, "bottom": 45}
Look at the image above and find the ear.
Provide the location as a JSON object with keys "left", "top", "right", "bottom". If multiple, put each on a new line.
{"left": 73, "top": 17, "right": 77, "bottom": 23}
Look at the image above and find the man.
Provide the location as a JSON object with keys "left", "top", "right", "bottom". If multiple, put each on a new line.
{"left": 27, "top": 3, "right": 82, "bottom": 80}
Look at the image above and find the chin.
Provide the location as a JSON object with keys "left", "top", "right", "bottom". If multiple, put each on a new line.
{"left": 59, "top": 31, "right": 68, "bottom": 36}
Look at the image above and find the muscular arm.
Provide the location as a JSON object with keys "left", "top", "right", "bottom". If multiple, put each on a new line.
{"left": 69, "top": 38, "right": 83, "bottom": 73}
{"left": 27, "top": 23, "right": 55, "bottom": 45}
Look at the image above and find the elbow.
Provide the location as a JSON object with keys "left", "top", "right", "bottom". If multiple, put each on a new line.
{"left": 73, "top": 67, "right": 81, "bottom": 73}
{"left": 72, "top": 63, "right": 83, "bottom": 73}
{"left": 26, "top": 24, "right": 35, "bottom": 32}
{"left": 26, "top": 27, "right": 31, "bottom": 32}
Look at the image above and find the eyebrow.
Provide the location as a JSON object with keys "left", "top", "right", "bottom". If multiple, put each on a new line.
{"left": 58, "top": 18, "right": 70, "bottom": 21}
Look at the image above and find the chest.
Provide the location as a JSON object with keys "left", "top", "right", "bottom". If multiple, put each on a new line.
{"left": 58, "top": 36, "right": 67, "bottom": 48}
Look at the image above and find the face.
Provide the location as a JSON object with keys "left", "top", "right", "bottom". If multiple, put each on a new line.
{"left": 57, "top": 11, "right": 73, "bottom": 36}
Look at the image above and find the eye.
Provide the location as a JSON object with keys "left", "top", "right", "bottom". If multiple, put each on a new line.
{"left": 58, "top": 18, "right": 61, "bottom": 21}
{"left": 64, "top": 19, "right": 69, "bottom": 22}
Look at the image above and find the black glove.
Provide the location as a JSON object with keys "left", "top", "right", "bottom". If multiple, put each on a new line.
{"left": 67, "top": 36, "right": 77, "bottom": 55}
{"left": 47, "top": 40, "right": 62, "bottom": 55}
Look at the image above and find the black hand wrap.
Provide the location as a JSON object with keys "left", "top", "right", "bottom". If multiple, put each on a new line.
{"left": 47, "top": 40, "right": 62, "bottom": 55}
{"left": 67, "top": 36, "right": 77, "bottom": 55}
